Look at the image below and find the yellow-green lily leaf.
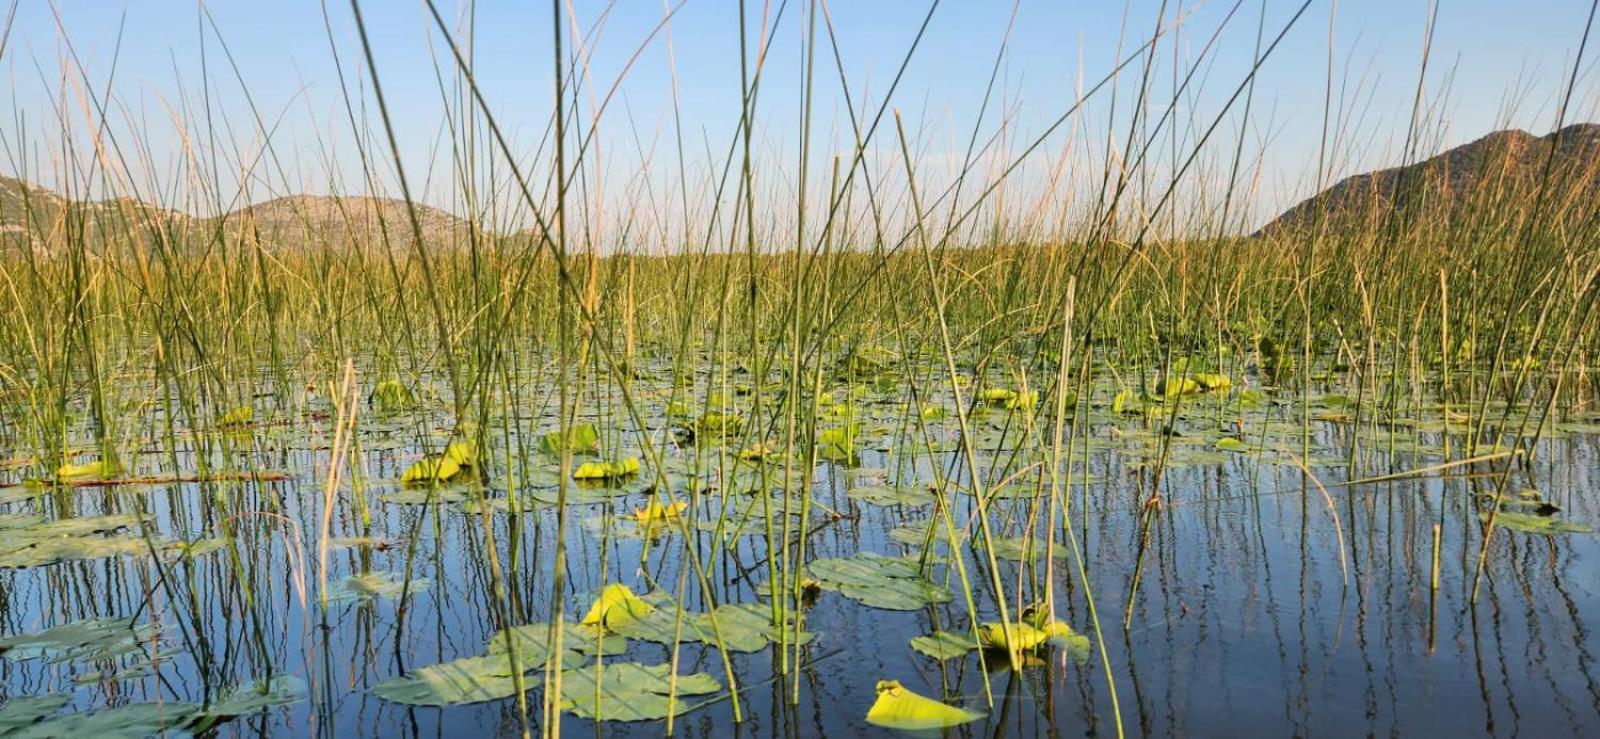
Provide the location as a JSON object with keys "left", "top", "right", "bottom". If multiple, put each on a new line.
{"left": 1005, "top": 390, "right": 1038, "bottom": 410}
{"left": 56, "top": 460, "right": 113, "bottom": 480}
{"left": 218, "top": 405, "right": 254, "bottom": 427}
{"left": 1155, "top": 377, "right": 1201, "bottom": 397}
{"left": 864, "top": 680, "right": 984, "bottom": 730}
{"left": 573, "top": 457, "right": 640, "bottom": 480}
{"left": 372, "top": 655, "right": 534, "bottom": 706}
{"left": 628, "top": 500, "right": 686, "bottom": 525}
{"left": 1483, "top": 510, "right": 1593, "bottom": 535}
{"left": 581, "top": 583, "right": 655, "bottom": 631}
{"left": 977, "top": 622, "right": 1050, "bottom": 651}
{"left": 1194, "top": 372, "right": 1232, "bottom": 391}
{"left": 370, "top": 379, "right": 414, "bottom": 412}
{"left": 401, "top": 455, "right": 461, "bottom": 484}
{"left": 542, "top": 422, "right": 599, "bottom": 454}
{"left": 444, "top": 440, "right": 478, "bottom": 468}
{"left": 978, "top": 388, "right": 1017, "bottom": 404}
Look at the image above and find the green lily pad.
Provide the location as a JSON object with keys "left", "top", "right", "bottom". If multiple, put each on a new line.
{"left": 206, "top": 675, "right": 308, "bottom": 715}
{"left": 556, "top": 662, "right": 721, "bottom": 722}
{"left": 0, "top": 617, "right": 159, "bottom": 663}
{"left": 848, "top": 485, "right": 933, "bottom": 507}
{"left": 0, "top": 695, "right": 71, "bottom": 734}
{"left": 808, "top": 552, "right": 951, "bottom": 611}
{"left": 372, "top": 655, "right": 536, "bottom": 706}
{"left": 0, "top": 514, "right": 161, "bottom": 569}
{"left": 909, "top": 631, "right": 977, "bottom": 660}
{"left": 6, "top": 701, "right": 201, "bottom": 738}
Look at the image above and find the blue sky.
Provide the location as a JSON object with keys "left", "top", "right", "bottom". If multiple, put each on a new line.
{"left": 1, "top": 1, "right": 1595, "bottom": 232}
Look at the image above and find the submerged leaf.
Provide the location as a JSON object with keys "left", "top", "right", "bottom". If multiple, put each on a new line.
{"left": 864, "top": 680, "right": 984, "bottom": 731}
{"left": 1483, "top": 511, "right": 1593, "bottom": 535}
{"left": 326, "top": 571, "right": 430, "bottom": 602}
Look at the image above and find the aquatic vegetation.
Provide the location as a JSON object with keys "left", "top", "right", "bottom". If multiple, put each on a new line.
{"left": 864, "top": 680, "right": 984, "bottom": 730}
{"left": 326, "top": 571, "right": 431, "bottom": 602}
{"left": 218, "top": 405, "right": 254, "bottom": 428}
{"left": 372, "top": 655, "right": 538, "bottom": 706}
{"left": 400, "top": 455, "right": 462, "bottom": 484}
{"left": 581, "top": 584, "right": 655, "bottom": 630}
{"left": 573, "top": 457, "right": 641, "bottom": 480}
{"left": 0, "top": 515, "right": 158, "bottom": 569}
{"left": 0, "top": 618, "right": 160, "bottom": 663}
{"left": 808, "top": 553, "right": 951, "bottom": 610}
{"left": 556, "top": 662, "right": 721, "bottom": 721}
{"left": 543, "top": 422, "right": 600, "bottom": 454}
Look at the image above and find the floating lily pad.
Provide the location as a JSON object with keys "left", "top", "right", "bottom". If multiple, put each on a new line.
{"left": 0, "top": 514, "right": 161, "bottom": 569}
{"left": 848, "top": 485, "right": 933, "bottom": 507}
{"left": 808, "top": 552, "right": 951, "bottom": 610}
{"left": 556, "top": 662, "right": 720, "bottom": 722}
{"left": 487, "top": 621, "right": 626, "bottom": 664}
{"left": 909, "top": 631, "right": 976, "bottom": 660}
{"left": 372, "top": 655, "right": 535, "bottom": 706}
{"left": 0, "top": 617, "right": 159, "bottom": 663}
{"left": 6, "top": 701, "right": 201, "bottom": 739}
{"left": 206, "top": 675, "right": 308, "bottom": 715}
{"left": 0, "top": 694, "right": 71, "bottom": 734}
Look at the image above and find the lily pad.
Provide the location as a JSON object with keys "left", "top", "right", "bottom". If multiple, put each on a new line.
{"left": 0, "top": 695, "right": 71, "bottom": 734}
{"left": 556, "top": 662, "right": 721, "bottom": 722}
{"left": 808, "top": 553, "right": 951, "bottom": 610}
{"left": 6, "top": 701, "right": 201, "bottom": 738}
{"left": 372, "top": 655, "right": 536, "bottom": 706}
{"left": 206, "top": 675, "right": 308, "bottom": 715}
{"left": 848, "top": 485, "right": 933, "bottom": 507}
{"left": 0, "top": 617, "right": 159, "bottom": 663}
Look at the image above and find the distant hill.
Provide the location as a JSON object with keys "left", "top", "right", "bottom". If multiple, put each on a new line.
{"left": 1, "top": 176, "right": 474, "bottom": 251}
{"left": 215, "top": 195, "right": 473, "bottom": 250}
{"left": 1257, "top": 124, "right": 1600, "bottom": 237}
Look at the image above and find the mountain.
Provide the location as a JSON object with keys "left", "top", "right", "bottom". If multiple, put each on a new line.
{"left": 1, "top": 176, "right": 473, "bottom": 251}
{"left": 215, "top": 195, "right": 473, "bottom": 250}
{"left": 1257, "top": 124, "right": 1600, "bottom": 237}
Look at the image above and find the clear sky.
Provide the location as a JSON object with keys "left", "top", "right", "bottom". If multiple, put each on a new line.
{"left": 1, "top": 1, "right": 1596, "bottom": 234}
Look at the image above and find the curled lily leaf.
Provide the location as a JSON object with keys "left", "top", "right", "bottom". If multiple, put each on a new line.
{"left": 864, "top": 680, "right": 984, "bottom": 730}
{"left": 581, "top": 584, "right": 654, "bottom": 631}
